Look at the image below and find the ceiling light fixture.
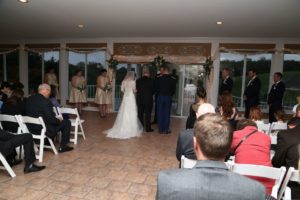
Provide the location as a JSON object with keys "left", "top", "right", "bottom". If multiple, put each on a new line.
{"left": 216, "top": 21, "right": 223, "bottom": 25}
{"left": 78, "top": 24, "right": 84, "bottom": 28}
{"left": 18, "top": 0, "right": 29, "bottom": 3}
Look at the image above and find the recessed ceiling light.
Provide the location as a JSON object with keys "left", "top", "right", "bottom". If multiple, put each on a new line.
{"left": 78, "top": 24, "right": 84, "bottom": 28}
{"left": 18, "top": 0, "right": 29, "bottom": 3}
{"left": 216, "top": 21, "right": 223, "bottom": 25}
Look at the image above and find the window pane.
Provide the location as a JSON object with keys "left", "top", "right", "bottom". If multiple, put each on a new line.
{"left": 246, "top": 54, "right": 271, "bottom": 103}
{"left": 68, "top": 51, "right": 85, "bottom": 79}
{"left": 220, "top": 53, "right": 244, "bottom": 106}
{"left": 28, "top": 52, "right": 42, "bottom": 94}
{"left": 283, "top": 54, "right": 300, "bottom": 109}
{"left": 6, "top": 51, "right": 19, "bottom": 82}
{"left": 86, "top": 51, "right": 106, "bottom": 98}
{"left": 44, "top": 51, "right": 59, "bottom": 78}
{"left": 0, "top": 55, "right": 3, "bottom": 81}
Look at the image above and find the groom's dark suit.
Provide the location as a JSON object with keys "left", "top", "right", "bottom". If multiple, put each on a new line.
{"left": 136, "top": 75, "right": 155, "bottom": 131}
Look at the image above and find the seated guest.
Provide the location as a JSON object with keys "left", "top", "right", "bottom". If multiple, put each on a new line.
{"left": 186, "top": 86, "right": 207, "bottom": 129}
{"left": 274, "top": 109, "right": 285, "bottom": 123}
{"left": 0, "top": 81, "right": 13, "bottom": 102}
{"left": 0, "top": 128, "right": 45, "bottom": 173}
{"left": 250, "top": 106, "right": 264, "bottom": 123}
{"left": 1, "top": 89, "right": 25, "bottom": 132}
{"left": 157, "top": 113, "right": 266, "bottom": 200}
{"left": 176, "top": 103, "right": 215, "bottom": 164}
{"left": 296, "top": 105, "right": 300, "bottom": 118}
{"left": 272, "top": 117, "right": 300, "bottom": 199}
{"left": 292, "top": 95, "right": 300, "bottom": 115}
{"left": 49, "top": 85, "right": 68, "bottom": 120}
{"left": 217, "top": 91, "right": 239, "bottom": 129}
{"left": 230, "top": 119, "right": 274, "bottom": 195}
{"left": 25, "top": 83, "right": 73, "bottom": 153}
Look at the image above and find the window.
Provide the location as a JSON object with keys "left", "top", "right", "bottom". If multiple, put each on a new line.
{"left": 28, "top": 52, "right": 42, "bottom": 94}
{"left": 220, "top": 53, "right": 244, "bottom": 106}
{"left": 0, "top": 55, "right": 3, "bottom": 81}
{"left": 68, "top": 51, "right": 106, "bottom": 99}
{"left": 28, "top": 51, "right": 59, "bottom": 94}
{"left": 283, "top": 54, "right": 300, "bottom": 109}
{"left": 6, "top": 51, "right": 19, "bottom": 82}
{"left": 246, "top": 54, "right": 272, "bottom": 103}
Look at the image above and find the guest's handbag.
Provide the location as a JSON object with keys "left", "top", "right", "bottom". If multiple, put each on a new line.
{"left": 225, "top": 130, "right": 257, "bottom": 161}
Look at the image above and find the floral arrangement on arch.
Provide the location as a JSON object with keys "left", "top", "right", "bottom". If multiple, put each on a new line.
{"left": 107, "top": 57, "right": 119, "bottom": 70}
{"left": 203, "top": 56, "right": 213, "bottom": 77}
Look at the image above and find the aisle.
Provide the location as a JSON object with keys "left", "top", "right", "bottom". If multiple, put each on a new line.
{"left": 0, "top": 111, "right": 185, "bottom": 200}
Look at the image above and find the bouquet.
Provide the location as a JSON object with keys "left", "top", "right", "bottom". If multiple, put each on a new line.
{"left": 103, "top": 83, "right": 111, "bottom": 94}
{"left": 77, "top": 84, "right": 86, "bottom": 92}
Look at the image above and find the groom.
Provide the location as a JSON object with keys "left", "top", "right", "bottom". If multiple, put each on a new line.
{"left": 136, "top": 67, "right": 155, "bottom": 132}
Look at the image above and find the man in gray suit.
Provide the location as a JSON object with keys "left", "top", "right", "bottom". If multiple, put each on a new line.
{"left": 157, "top": 113, "right": 266, "bottom": 200}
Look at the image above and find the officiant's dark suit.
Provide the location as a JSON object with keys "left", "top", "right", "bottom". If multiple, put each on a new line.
{"left": 25, "top": 91, "right": 71, "bottom": 148}
{"left": 136, "top": 71, "right": 155, "bottom": 132}
{"left": 244, "top": 69, "right": 261, "bottom": 118}
{"left": 267, "top": 72, "right": 285, "bottom": 123}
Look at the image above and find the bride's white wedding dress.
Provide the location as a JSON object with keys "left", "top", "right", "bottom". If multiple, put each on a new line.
{"left": 105, "top": 77, "right": 143, "bottom": 139}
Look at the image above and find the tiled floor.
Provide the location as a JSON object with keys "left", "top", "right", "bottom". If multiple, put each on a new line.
{"left": 0, "top": 111, "right": 185, "bottom": 200}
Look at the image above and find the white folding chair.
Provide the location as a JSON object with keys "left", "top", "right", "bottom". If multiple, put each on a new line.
{"left": 57, "top": 107, "right": 86, "bottom": 145}
{"left": 231, "top": 163, "right": 286, "bottom": 199}
{"left": 0, "top": 114, "right": 22, "bottom": 134}
{"left": 52, "top": 107, "right": 59, "bottom": 117}
{"left": 270, "top": 122, "right": 287, "bottom": 134}
{"left": 181, "top": 155, "right": 197, "bottom": 169}
{"left": 278, "top": 167, "right": 300, "bottom": 200}
{"left": 16, "top": 115, "right": 58, "bottom": 162}
{"left": 256, "top": 121, "right": 271, "bottom": 134}
{"left": 0, "top": 152, "right": 16, "bottom": 178}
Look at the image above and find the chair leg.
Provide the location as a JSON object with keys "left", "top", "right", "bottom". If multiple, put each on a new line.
{"left": 74, "top": 124, "right": 78, "bottom": 145}
{"left": 79, "top": 122, "right": 86, "bottom": 140}
{"left": 0, "top": 153, "right": 16, "bottom": 178}
{"left": 38, "top": 138, "right": 44, "bottom": 163}
{"left": 47, "top": 138, "right": 58, "bottom": 155}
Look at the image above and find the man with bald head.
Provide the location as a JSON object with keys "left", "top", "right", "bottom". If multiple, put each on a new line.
{"left": 25, "top": 84, "right": 73, "bottom": 153}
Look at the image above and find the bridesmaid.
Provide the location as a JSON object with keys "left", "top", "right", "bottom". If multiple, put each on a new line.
{"left": 44, "top": 67, "right": 59, "bottom": 99}
{"left": 95, "top": 69, "right": 112, "bottom": 117}
{"left": 69, "top": 69, "right": 87, "bottom": 114}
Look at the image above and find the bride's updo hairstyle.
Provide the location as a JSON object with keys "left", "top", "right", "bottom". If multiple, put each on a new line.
{"left": 124, "top": 71, "right": 136, "bottom": 81}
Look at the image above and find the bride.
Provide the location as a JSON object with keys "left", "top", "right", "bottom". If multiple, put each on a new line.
{"left": 105, "top": 71, "right": 143, "bottom": 139}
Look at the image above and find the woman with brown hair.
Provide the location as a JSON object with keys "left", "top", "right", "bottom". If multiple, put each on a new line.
{"left": 95, "top": 69, "right": 112, "bottom": 117}
{"left": 217, "top": 92, "right": 238, "bottom": 129}
{"left": 249, "top": 106, "right": 263, "bottom": 122}
{"left": 69, "top": 69, "right": 87, "bottom": 114}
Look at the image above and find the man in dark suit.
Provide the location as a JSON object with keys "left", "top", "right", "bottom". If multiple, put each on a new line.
{"left": 155, "top": 66, "right": 176, "bottom": 134}
{"left": 136, "top": 67, "right": 155, "bottom": 132}
{"left": 25, "top": 84, "right": 73, "bottom": 153}
{"left": 0, "top": 129, "right": 45, "bottom": 173}
{"left": 219, "top": 67, "right": 234, "bottom": 95}
{"left": 157, "top": 113, "right": 266, "bottom": 200}
{"left": 152, "top": 67, "right": 164, "bottom": 124}
{"left": 272, "top": 117, "right": 300, "bottom": 198}
{"left": 244, "top": 68, "right": 261, "bottom": 118}
{"left": 267, "top": 72, "right": 285, "bottom": 123}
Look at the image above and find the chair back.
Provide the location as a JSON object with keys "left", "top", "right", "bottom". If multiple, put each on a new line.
{"left": 232, "top": 164, "right": 286, "bottom": 199}
{"left": 16, "top": 115, "right": 46, "bottom": 135}
{"left": 256, "top": 121, "right": 271, "bottom": 134}
{"left": 270, "top": 122, "right": 287, "bottom": 132}
{"left": 181, "top": 155, "right": 197, "bottom": 169}
{"left": 52, "top": 107, "right": 59, "bottom": 117}
{"left": 278, "top": 167, "right": 300, "bottom": 200}
{"left": 0, "top": 114, "right": 21, "bottom": 134}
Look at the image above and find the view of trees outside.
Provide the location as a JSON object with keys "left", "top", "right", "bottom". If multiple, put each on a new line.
{"left": 28, "top": 51, "right": 59, "bottom": 94}
{"left": 28, "top": 52, "right": 42, "bottom": 94}
{"left": 283, "top": 54, "right": 300, "bottom": 108}
{"left": 6, "top": 51, "right": 19, "bottom": 82}
{"left": 68, "top": 51, "right": 106, "bottom": 98}
{"left": 220, "top": 53, "right": 272, "bottom": 106}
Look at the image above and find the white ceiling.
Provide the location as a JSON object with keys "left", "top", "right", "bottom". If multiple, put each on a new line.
{"left": 0, "top": 0, "right": 300, "bottom": 40}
